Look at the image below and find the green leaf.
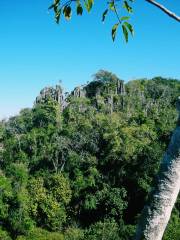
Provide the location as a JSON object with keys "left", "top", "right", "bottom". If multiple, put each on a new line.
{"left": 55, "top": 10, "right": 61, "bottom": 24}
{"left": 122, "top": 24, "right": 129, "bottom": 42}
{"left": 124, "top": 22, "right": 134, "bottom": 35}
{"left": 102, "top": 9, "right": 108, "bottom": 22}
{"left": 48, "top": 4, "right": 55, "bottom": 10}
{"left": 49, "top": 0, "right": 61, "bottom": 23}
{"left": 77, "top": 2, "right": 83, "bottom": 15}
{"left": 49, "top": 0, "right": 60, "bottom": 10}
{"left": 88, "top": 0, "right": 94, "bottom": 11}
{"left": 120, "top": 16, "right": 130, "bottom": 21}
{"left": 112, "top": 23, "right": 119, "bottom": 42}
{"left": 109, "top": 2, "right": 115, "bottom": 11}
{"left": 63, "top": 6, "right": 72, "bottom": 20}
{"left": 123, "top": 1, "right": 133, "bottom": 13}
{"left": 84, "top": 0, "right": 94, "bottom": 13}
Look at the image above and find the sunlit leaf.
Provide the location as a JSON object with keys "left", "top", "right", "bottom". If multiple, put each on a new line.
{"left": 120, "top": 16, "right": 130, "bottom": 21}
{"left": 102, "top": 9, "right": 108, "bottom": 22}
{"left": 123, "top": 1, "right": 133, "bottom": 13}
{"left": 63, "top": 6, "right": 72, "bottom": 20}
{"left": 122, "top": 24, "right": 129, "bottom": 42}
{"left": 112, "top": 23, "right": 119, "bottom": 42}
{"left": 124, "top": 21, "right": 134, "bottom": 35}
{"left": 77, "top": 2, "right": 83, "bottom": 15}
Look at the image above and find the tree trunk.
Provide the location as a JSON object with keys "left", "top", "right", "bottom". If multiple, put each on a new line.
{"left": 135, "top": 99, "right": 180, "bottom": 240}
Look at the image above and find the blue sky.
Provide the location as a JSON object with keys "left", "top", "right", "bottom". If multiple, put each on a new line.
{"left": 0, "top": 0, "right": 180, "bottom": 119}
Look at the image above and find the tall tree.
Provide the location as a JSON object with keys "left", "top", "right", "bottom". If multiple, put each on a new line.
{"left": 135, "top": 98, "right": 180, "bottom": 239}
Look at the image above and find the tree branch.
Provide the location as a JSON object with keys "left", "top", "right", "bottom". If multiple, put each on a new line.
{"left": 113, "top": 0, "right": 122, "bottom": 24}
{"left": 145, "top": 0, "right": 180, "bottom": 22}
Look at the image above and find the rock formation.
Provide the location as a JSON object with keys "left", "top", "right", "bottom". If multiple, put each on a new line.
{"left": 35, "top": 85, "right": 67, "bottom": 110}
{"left": 71, "top": 86, "right": 86, "bottom": 98}
{"left": 35, "top": 85, "right": 64, "bottom": 104}
{"left": 34, "top": 75, "right": 126, "bottom": 112}
{"left": 116, "top": 79, "right": 126, "bottom": 95}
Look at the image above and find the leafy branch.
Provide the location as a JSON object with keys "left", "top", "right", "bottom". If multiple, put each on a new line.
{"left": 49, "top": 0, "right": 134, "bottom": 42}
{"left": 49, "top": 0, "right": 180, "bottom": 42}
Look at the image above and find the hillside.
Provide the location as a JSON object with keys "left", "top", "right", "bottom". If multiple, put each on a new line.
{"left": 0, "top": 70, "right": 180, "bottom": 240}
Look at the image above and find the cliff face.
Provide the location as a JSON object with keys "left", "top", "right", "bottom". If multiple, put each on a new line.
{"left": 35, "top": 85, "right": 64, "bottom": 105}
{"left": 34, "top": 71, "right": 126, "bottom": 112}
{"left": 71, "top": 86, "right": 86, "bottom": 98}
{"left": 70, "top": 79, "right": 125, "bottom": 99}
{"left": 85, "top": 79, "right": 125, "bottom": 97}
{"left": 35, "top": 85, "right": 68, "bottom": 110}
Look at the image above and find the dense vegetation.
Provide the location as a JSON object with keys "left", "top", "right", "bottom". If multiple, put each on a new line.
{"left": 0, "top": 71, "right": 180, "bottom": 239}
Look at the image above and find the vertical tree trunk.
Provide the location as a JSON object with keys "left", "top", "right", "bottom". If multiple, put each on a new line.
{"left": 135, "top": 100, "right": 180, "bottom": 240}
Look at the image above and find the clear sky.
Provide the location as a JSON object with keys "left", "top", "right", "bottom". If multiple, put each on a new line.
{"left": 0, "top": 0, "right": 180, "bottom": 119}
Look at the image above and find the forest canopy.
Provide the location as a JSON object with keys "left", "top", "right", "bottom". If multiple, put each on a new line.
{"left": 0, "top": 70, "right": 180, "bottom": 240}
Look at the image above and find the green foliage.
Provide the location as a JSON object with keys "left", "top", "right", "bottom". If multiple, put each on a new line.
{"left": 64, "top": 227, "right": 84, "bottom": 240}
{"left": 28, "top": 177, "right": 67, "bottom": 231}
{"left": 85, "top": 219, "right": 121, "bottom": 240}
{"left": 32, "top": 99, "right": 60, "bottom": 128}
{"left": 163, "top": 206, "right": 180, "bottom": 240}
{"left": 0, "top": 227, "right": 12, "bottom": 240}
{"left": 45, "top": 173, "right": 72, "bottom": 205}
{"left": 0, "top": 72, "right": 180, "bottom": 239}
{"left": 16, "top": 228, "right": 64, "bottom": 240}
{"left": 0, "top": 173, "right": 12, "bottom": 220}
{"left": 163, "top": 220, "right": 180, "bottom": 240}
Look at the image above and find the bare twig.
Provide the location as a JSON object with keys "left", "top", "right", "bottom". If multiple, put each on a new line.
{"left": 145, "top": 0, "right": 180, "bottom": 22}
{"left": 112, "top": 0, "right": 122, "bottom": 24}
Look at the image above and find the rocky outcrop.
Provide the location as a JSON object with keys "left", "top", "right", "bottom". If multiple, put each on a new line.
{"left": 35, "top": 85, "right": 68, "bottom": 110}
{"left": 71, "top": 86, "right": 86, "bottom": 98}
{"left": 35, "top": 85, "right": 64, "bottom": 104}
{"left": 116, "top": 79, "right": 126, "bottom": 95}
{"left": 34, "top": 75, "right": 126, "bottom": 111}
